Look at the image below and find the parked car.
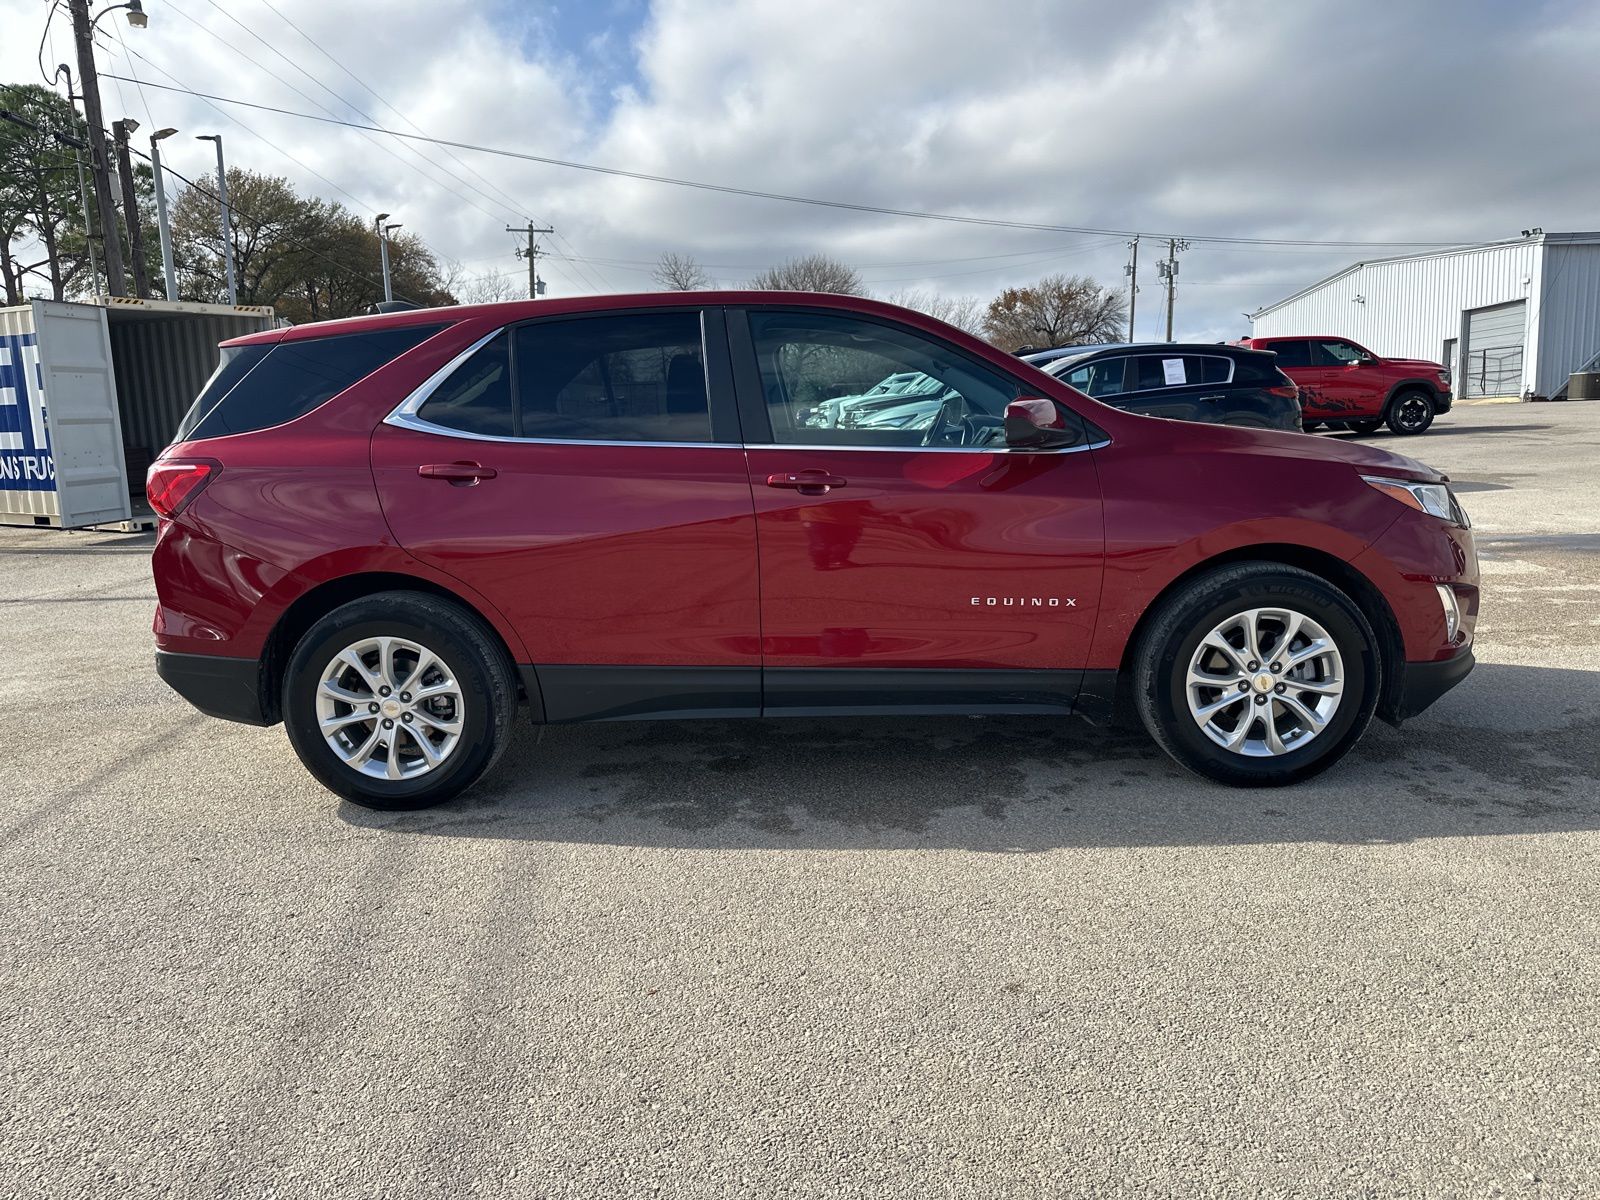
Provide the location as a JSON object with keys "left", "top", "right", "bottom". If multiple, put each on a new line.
{"left": 1236, "top": 335, "right": 1452, "bottom": 435}
{"left": 806, "top": 370, "right": 950, "bottom": 428}
{"left": 1024, "top": 343, "right": 1303, "bottom": 432}
{"left": 149, "top": 293, "right": 1477, "bottom": 810}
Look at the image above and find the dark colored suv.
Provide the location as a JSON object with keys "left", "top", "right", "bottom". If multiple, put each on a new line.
{"left": 149, "top": 293, "right": 1478, "bottom": 810}
{"left": 1025, "top": 343, "right": 1302, "bottom": 431}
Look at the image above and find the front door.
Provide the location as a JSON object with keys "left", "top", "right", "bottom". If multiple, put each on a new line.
{"left": 729, "top": 307, "right": 1105, "bottom": 714}
{"left": 373, "top": 307, "right": 761, "bottom": 721}
{"left": 1306, "top": 338, "right": 1378, "bottom": 418}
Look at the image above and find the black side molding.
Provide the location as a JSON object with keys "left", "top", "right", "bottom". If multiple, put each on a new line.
{"left": 763, "top": 667, "right": 1083, "bottom": 717}
{"left": 535, "top": 665, "right": 760, "bottom": 722}
{"left": 156, "top": 651, "right": 274, "bottom": 726}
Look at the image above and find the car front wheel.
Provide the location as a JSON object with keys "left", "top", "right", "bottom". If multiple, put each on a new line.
{"left": 282, "top": 591, "right": 517, "bottom": 809}
{"left": 1385, "top": 390, "right": 1435, "bottom": 435}
{"left": 1133, "top": 563, "right": 1381, "bottom": 787}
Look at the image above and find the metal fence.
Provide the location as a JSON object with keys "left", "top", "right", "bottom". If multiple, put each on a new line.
{"left": 1462, "top": 346, "right": 1523, "bottom": 397}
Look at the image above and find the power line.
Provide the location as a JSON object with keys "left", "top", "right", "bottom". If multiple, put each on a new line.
{"left": 98, "top": 74, "right": 1473, "bottom": 252}
{"left": 248, "top": 0, "right": 620, "bottom": 294}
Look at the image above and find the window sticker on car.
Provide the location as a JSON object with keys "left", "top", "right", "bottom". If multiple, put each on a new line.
{"left": 1162, "top": 358, "right": 1186, "bottom": 386}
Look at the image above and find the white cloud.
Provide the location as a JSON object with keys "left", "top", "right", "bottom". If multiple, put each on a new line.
{"left": 4, "top": 0, "right": 1597, "bottom": 341}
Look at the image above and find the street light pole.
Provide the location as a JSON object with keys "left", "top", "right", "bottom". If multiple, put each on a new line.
{"left": 111, "top": 118, "right": 150, "bottom": 298}
{"left": 196, "top": 135, "right": 236, "bottom": 305}
{"left": 374, "top": 213, "right": 394, "bottom": 303}
{"left": 149, "top": 127, "right": 178, "bottom": 300}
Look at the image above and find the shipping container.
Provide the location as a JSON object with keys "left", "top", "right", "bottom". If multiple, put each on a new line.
{"left": 0, "top": 296, "right": 276, "bottom": 528}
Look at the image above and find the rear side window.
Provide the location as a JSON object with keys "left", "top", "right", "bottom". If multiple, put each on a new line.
{"left": 175, "top": 324, "right": 444, "bottom": 442}
{"left": 1232, "top": 354, "right": 1286, "bottom": 385}
{"left": 1265, "top": 339, "right": 1313, "bottom": 368}
{"left": 416, "top": 333, "right": 514, "bottom": 436}
{"left": 515, "top": 312, "right": 709, "bottom": 443}
{"left": 1128, "top": 355, "right": 1230, "bottom": 390}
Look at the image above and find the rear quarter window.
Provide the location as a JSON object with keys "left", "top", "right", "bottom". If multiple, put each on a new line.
{"left": 175, "top": 324, "right": 446, "bottom": 442}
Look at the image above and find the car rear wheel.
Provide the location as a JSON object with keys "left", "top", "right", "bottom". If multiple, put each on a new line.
{"left": 1385, "top": 390, "right": 1435, "bottom": 435}
{"left": 1345, "top": 418, "right": 1383, "bottom": 435}
{"left": 282, "top": 591, "right": 517, "bottom": 810}
{"left": 1133, "top": 563, "right": 1381, "bottom": 787}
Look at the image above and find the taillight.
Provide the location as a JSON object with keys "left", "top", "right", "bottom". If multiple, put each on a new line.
{"left": 1267, "top": 384, "right": 1299, "bottom": 401}
{"left": 146, "top": 459, "right": 219, "bottom": 518}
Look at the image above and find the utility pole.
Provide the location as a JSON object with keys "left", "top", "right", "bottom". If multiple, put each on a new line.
{"left": 374, "top": 213, "right": 394, "bottom": 302}
{"left": 1124, "top": 236, "right": 1139, "bottom": 342}
{"left": 67, "top": 0, "right": 126, "bottom": 295}
{"left": 111, "top": 119, "right": 149, "bottom": 298}
{"left": 196, "top": 135, "right": 236, "bottom": 305}
{"left": 149, "top": 127, "right": 179, "bottom": 300}
{"left": 1158, "top": 238, "right": 1190, "bottom": 341}
{"left": 506, "top": 222, "right": 554, "bottom": 299}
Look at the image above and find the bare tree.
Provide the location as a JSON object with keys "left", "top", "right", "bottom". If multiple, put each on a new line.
{"left": 981, "top": 274, "right": 1128, "bottom": 352}
{"left": 748, "top": 253, "right": 865, "bottom": 296}
{"left": 652, "top": 250, "right": 711, "bottom": 290}
{"left": 882, "top": 289, "right": 986, "bottom": 337}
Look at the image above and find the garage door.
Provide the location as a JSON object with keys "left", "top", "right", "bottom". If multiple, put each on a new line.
{"left": 1462, "top": 301, "right": 1525, "bottom": 398}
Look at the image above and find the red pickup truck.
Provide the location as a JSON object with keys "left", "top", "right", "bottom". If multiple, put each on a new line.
{"left": 1236, "top": 335, "right": 1452, "bottom": 436}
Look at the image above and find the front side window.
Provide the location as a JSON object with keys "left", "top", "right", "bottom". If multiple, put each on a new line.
{"left": 1314, "top": 339, "right": 1365, "bottom": 366}
{"left": 749, "top": 311, "right": 1020, "bottom": 447}
{"left": 1058, "top": 357, "right": 1127, "bottom": 399}
{"left": 515, "top": 312, "right": 710, "bottom": 443}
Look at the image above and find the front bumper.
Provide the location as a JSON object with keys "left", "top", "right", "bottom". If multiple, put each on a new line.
{"left": 1382, "top": 645, "right": 1474, "bottom": 726}
{"left": 156, "top": 650, "right": 274, "bottom": 726}
{"left": 1432, "top": 388, "right": 1453, "bottom": 414}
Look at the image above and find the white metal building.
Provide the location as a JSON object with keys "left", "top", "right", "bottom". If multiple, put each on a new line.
{"left": 1249, "top": 232, "right": 1600, "bottom": 401}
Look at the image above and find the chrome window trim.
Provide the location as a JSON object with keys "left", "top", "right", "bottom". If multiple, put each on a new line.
{"left": 382, "top": 324, "right": 737, "bottom": 448}
{"left": 742, "top": 440, "right": 1109, "bottom": 455}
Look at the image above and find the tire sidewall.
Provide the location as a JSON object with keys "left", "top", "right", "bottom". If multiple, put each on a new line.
{"left": 283, "top": 607, "right": 502, "bottom": 807}
{"left": 1144, "top": 571, "right": 1379, "bottom": 785}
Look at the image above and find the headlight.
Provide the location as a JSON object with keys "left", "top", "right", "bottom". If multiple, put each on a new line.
{"left": 1362, "top": 475, "right": 1470, "bottom": 526}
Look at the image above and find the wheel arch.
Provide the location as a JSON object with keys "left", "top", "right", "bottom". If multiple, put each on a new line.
{"left": 259, "top": 572, "right": 529, "bottom": 724}
{"left": 1383, "top": 379, "right": 1440, "bottom": 408}
{"left": 1113, "top": 542, "right": 1405, "bottom": 722}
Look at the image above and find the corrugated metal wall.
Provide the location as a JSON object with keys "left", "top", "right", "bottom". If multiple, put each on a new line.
{"left": 109, "top": 313, "right": 268, "bottom": 455}
{"left": 1252, "top": 242, "right": 1545, "bottom": 394}
{"left": 1535, "top": 242, "right": 1600, "bottom": 396}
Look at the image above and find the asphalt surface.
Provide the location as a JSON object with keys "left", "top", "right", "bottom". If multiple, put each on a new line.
{"left": 2, "top": 403, "right": 1597, "bottom": 1198}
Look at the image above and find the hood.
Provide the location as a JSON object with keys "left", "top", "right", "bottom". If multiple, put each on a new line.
{"left": 1121, "top": 416, "right": 1448, "bottom": 482}
{"left": 1387, "top": 357, "right": 1447, "bottom": 371}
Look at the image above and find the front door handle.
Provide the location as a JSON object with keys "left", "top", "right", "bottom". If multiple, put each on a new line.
{"left": 766, "top": 470, "right": 847, "bottom": 496}
{"left": 418, "top": 461, "right": 497, "bottom": 486}
{"left": 1197, "top": 394, "right": 1226, "bottom": 402}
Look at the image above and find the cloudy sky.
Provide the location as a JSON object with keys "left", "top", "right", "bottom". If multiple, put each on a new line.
{"left": 5, "top": 0, "right": 1598, "bottom": 340}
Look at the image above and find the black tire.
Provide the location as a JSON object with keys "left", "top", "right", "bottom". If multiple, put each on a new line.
{"left": 282, "top": 591, "right": 517, "bottom": 810}
{"left": 1133, "top": 563, "right": 1381, "bottom": 787}
{"left": 1384, "top": 390, "right": 1435, "bottom": 435}
{"left": 1302, "top": 420, "right": 1324, "bottom": 432}
{"left": 1345, "top": 418, "right": 1383, "bottom": 435}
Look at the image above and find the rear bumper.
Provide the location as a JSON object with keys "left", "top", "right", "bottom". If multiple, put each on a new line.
{"left": 1383, "top": 646, "right": 1474, "bottom": 725}
{"left": 156, "top": 650, "right": 274, "bottom": 726}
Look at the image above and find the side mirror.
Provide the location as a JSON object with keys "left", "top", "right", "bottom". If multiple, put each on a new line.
{"left": 1004, "top": 397, "right": 1078, "bottom": 449}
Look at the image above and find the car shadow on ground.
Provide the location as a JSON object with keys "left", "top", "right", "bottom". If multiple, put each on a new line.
{"left": 340, "top": 662, "right": 1600, "bottom": 852}
{"left": 1323, "top": 423, "right": 1553, "bottom": 441}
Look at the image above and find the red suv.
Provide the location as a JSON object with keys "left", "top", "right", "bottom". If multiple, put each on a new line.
{"left": 149, "top": 294, "right": 1478, "bottom": 809}
{"left": 1238, "top": 336, "right": 1453, "bottom": 436}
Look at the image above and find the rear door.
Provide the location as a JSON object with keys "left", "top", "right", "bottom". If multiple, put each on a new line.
{"left": 1117, "top": 354, "right": 1233, "bottom": 422}
{"left": 372, "top": 307, "right": 762, "bottom": 721}
{"left": 27, "top": 300, "right": 130, "bottom": 527}
{"left": 1261, "top": 339, "right": 1333, "bottom": 415}
{"left": 731, "top": 307, "right": 1105, "bottom": 714}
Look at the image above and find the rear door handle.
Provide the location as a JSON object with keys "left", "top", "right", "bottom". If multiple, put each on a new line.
{"left": 418, "top": 461, "right": 497, "bottom": 485}
{"left": 766, "top": 470, "right": 847, "bottom": 495}
{"left": 1197, "top": 394, "right": 1226, "bottom": 402}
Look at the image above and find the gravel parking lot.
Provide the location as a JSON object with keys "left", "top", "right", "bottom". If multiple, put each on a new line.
{"left": 3, "top": 403, "right": 1597, "bottom": 1198}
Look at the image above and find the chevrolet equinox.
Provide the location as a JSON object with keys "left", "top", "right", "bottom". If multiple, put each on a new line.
{"left": 148, "top": 294, "right": 1478, "bottom": 809}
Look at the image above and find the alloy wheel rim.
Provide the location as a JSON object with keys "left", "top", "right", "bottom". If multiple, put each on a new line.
{"left": 315, "top": 636, "right": 464, "bottom": 780}
{"left": 1185, "top": 607, "right": 1344, "bottom": 758}
{"left": 1398, "top": 396, "right": 1429, "bottom": 429}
